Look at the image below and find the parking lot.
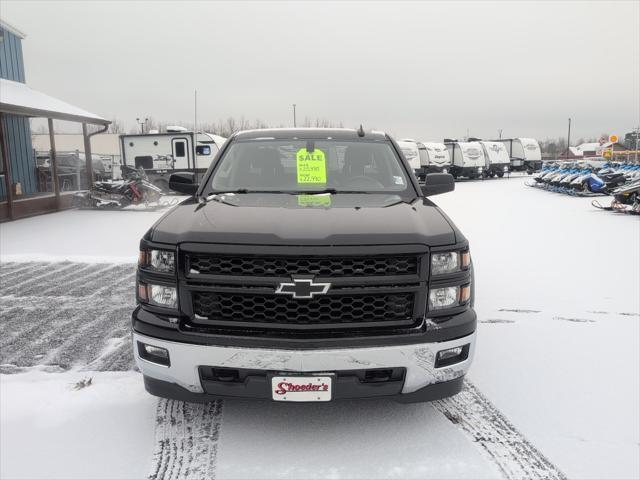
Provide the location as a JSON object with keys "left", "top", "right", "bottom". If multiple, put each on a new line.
{"left": 1, "top": 177, "right": 638, "bottom": 480}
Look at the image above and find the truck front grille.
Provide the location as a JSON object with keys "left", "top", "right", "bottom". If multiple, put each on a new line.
{"left": 192, "top": 292, "right": 415, "bottom": 329}
{"left": 189, "top": 254, "right": 418, "bottom": 277}
{"left": 181, "top": 248, "right": 427, "bottom": 336}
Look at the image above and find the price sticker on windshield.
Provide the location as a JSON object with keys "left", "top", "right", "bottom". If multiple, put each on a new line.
{"left": 296, "top": 148, "right": 327, "bottom": 184}
{"left": 297, "top": 194, "right": 332, "bottom": 207}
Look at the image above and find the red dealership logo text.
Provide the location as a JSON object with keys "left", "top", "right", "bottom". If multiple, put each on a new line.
{"left": 274, "top": 381, "right": 329, "bottom": 395}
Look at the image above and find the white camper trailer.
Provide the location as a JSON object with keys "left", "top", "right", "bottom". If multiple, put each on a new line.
{"left": 119, "top": 128, "right": 226, "bottom": 189}
{"left": 397, "top": 140, "right": 423, "bottom": 179}
{"left": 497, "top": 138, "right": 542, "bottom": 173}
{"left": 421, "top": 142, "right": 452, "bottom": 174}
{"left": 478, "top": 141, "right": 510, "bottom": 177}
{"left": 444, "top": 140, "right": 486, "bottom": 179}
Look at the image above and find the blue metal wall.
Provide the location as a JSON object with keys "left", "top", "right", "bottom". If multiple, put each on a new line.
{"left": 0, "top": 27, "right": 26, "bottom": 82}
{"left": 1, "top": 115, "right": 37, "bottom": 196}
{"left": 1, "top": 26, "right": 36, "bottom": 198}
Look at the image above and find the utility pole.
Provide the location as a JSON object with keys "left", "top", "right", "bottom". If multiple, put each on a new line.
{"left": 566, "top": 117, "right": 571, "bottom": 159}
{"left": 633, "top": 126, "right": 639, "bottom": 164}
{"left": 498, "top": 129, "right": 503, "bottom": 139}
{"left": 292, "top": 104, "right": 297, "bottom": 127}
{"left": 136, "top": 117, "right": 148, "bottom": 134}
{"left": 194, "top": 90, "right": 198, "bottom": 176}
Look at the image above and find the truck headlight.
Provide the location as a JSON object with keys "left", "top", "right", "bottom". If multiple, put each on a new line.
{"left": 428, "top": 284, "right": 471, "bottom": 310}
{"left": 139, "top": 249, "right": 175, "bottom": 273}
{"left": 431, "top": 252, "right": 458, "bottom": 274}
{"left": 431, "top": 250, "right": 470, "bottom": 275}
{"left": 429, "top": 287, "right": 459, "bottom": 310}
{"left": 138, "top": 282, "right": 178, "bottom": 309}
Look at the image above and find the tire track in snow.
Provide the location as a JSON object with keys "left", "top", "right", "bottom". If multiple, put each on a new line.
{"left": 0, "top": 262, "right": 135, "bottom": 371}
{"left": 2, "top": 261, "right": 565, "bottom": 479}
{"left": 435, "top": 381, "right": 567, "bottom": 480}
{"left": 149, "top": 399, "right": 224, "bottom": 480}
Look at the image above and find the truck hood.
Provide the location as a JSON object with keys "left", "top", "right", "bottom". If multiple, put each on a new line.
{"left": 150, "top": 193, "right": 457, "bottom": 247}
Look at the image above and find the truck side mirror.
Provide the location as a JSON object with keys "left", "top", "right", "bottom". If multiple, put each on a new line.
{"left": 420, "top": 173, "right": 455, "bottom": 196}
{"left": 169, "top": 172, "right": 199, "bottom": 195}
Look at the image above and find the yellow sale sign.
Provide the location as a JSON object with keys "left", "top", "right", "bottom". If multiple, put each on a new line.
{"left": 296, "top": 148, "right": 327, "bottom": 184}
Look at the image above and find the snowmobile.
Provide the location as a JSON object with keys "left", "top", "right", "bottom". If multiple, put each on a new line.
{"left": 592, "top": 179, "right": 640, "bottom": 215}
{"left": 579, "top": 169, "right": 629, "bottom": 194}
{"left": 73, "top": 168, "right": 163, "bottom": 209}
{"left": 533, "top": 163, "right": 559, "bottom": 183}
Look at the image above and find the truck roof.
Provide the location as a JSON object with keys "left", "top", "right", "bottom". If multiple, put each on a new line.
{"left": 234, "top": 128, "right": 388, "bottom": 141}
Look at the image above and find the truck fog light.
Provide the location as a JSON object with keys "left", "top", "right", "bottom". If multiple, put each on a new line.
{"left": 431, "top": 252, "right": 459, "bottom": 275}
{"left": 435, "top": 344, "right": 470, "bottom": 368}
{"left": 137, "top": 341, "right": 170, "bottom": 367}
{"left": 149, "top": 284, "right": 177, "bottom": 308}
{"left": 429, "top": 286, "right": 459, "bottom": 310}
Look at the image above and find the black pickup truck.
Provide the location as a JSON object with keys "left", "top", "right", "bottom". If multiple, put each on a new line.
{"left": 133, "top": 128, "right": 475, "bottom": 403}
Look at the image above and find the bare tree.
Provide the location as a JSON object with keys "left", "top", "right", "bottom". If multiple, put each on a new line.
{"left": 117, "top": 115, "right": 346, "bottom": 138}
{"left": 108, "top": 117, "right": 124, "bottom": 134}
{"left": 145, "top": 116, "right": 159, "bottom": 133}
{"left": 224, "top": 117, "right": 238, "bottom": 136}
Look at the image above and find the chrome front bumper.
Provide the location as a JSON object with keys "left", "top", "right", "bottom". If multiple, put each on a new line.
{"left": 133, "top": 331, "right": 476, "bottom": 395}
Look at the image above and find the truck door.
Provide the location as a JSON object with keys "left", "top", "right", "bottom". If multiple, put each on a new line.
{"left": 172, "top": 138, "right": 190, "bottom": 169}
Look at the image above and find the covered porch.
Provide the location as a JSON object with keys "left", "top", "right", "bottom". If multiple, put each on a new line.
{"left": 0, "top": 78, "right": 110, "bottom": 221}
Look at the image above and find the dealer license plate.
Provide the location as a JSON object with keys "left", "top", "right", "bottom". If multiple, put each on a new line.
{"left": 271, "top": 374, "right": 333, "bottom": 402}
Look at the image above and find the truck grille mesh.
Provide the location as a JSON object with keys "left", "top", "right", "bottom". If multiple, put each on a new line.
{"left": 192, "top": 292, "right": 414, "bottom": 327}
{"left": 189, "top": 255, "right": 418, "bottom": 277}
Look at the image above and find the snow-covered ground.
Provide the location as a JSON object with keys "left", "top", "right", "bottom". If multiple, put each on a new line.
{"left": 436, "top": 178, "right": 640, "bottom": 480}
{"left": 0, "top": 200, "right": 179, "bottom": 263}
{"left": 1, "top": 370, "right": 156, "bottom": 480}
{"left": 1, "top": 177, "right": 638, "bottom": 479}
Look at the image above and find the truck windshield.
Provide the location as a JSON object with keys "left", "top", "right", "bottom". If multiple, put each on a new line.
{"left": 210, "top": 140, "right": 412, "bottom": 194}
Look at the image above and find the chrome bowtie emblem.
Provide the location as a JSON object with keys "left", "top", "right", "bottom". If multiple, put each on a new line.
{"left": 275, "top": 278, "right": 331, "bottom": 299}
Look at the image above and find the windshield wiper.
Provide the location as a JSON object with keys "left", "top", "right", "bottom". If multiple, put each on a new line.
{"left": 209, "top": 189, "right": 290, "bottom": 196}
{"left": 287, "top": 189, "right": 379, "bottom": 195}
{"left": 208, "top": 188, "right": 380, "bottom": 197}
{"left": 293, "top": 188, "right": 338, "bottom": 194}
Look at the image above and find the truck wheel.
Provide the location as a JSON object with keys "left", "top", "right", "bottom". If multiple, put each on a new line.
{"left": 497, "top": 171, "right": 504, "bottom": 178}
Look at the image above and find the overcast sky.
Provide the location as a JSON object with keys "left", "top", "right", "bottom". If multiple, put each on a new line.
{"left": 2, "top": 0, "right": 639, "bottom": 141}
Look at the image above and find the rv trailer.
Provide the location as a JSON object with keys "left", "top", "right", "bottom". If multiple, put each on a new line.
{"left": 119, "top": 127, "right": 226, "bottom": 190}
{"left": 397, "top": 139, "right": 423, "bottom": 180}
{"left": 444, "top": 139, "right": 486, "bottom": 179}
{"left": 477, "top": 140, "right": 510, "bottom": 177}
{"left": 421, "top": 142, "right": 452, "bottom": 174}
{"left": 496, "top": 137, "right": 542, "bottom": 173}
